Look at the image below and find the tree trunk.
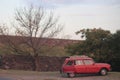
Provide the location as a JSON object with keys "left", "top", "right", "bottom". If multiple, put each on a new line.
{"left": 32, "top": 54, "right": 39, "bottom": 71}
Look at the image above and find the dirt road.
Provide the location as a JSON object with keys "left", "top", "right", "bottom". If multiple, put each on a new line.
{"left": 0, "top": 70, "right": 120, "bottom": 80}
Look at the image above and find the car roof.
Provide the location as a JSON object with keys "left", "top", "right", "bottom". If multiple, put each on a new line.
{"left": 66, "top": 55, "right": 92, "bottom": 60}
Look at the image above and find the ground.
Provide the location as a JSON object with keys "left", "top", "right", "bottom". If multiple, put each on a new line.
{"left": 0, "top": 69, "right": 120, "bottom": 80}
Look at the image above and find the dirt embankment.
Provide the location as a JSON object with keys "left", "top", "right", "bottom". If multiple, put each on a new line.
{"left": 0, "top": 55, "right": 67, "bottom": 71}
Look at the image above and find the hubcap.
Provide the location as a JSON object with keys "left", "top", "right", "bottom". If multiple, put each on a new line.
{"left": 101, "top": 69, "right": 106, "bottom": 75}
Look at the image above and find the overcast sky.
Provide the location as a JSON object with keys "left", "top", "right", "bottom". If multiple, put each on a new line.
{"left": 0, "top": 0, "right": 120, "bottom": 40}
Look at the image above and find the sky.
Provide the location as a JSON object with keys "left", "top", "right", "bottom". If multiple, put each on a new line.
{"left": 0, "top": 0, "right": 120, "bottom": 40}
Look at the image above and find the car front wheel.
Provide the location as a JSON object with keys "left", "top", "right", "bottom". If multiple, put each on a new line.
{"left": 100, "top": 69, "right": 107, "bottom": 76}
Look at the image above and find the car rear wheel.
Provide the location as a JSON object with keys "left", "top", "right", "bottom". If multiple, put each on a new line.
{"left": 67, "top": 73, "right": 75, "bottom": 78}
{"left": 100, "top": 69, "right": 107, "bottom": 76}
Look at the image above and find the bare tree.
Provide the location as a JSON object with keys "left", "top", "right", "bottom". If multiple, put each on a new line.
{"left": 0, "top": 5, "right": 63, "bottom": 70}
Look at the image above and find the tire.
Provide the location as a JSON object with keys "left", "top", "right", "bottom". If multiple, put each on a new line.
{"left": 67, "top": 73, "right": 75, "bottom": 78}
{"left": 100, "top": 69, "right": 107, "bottom": 76}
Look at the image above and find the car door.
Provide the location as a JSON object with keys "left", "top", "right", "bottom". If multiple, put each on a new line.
{"left": 74, "top": 59, "right": 86, "bottom": 73}
{"left": 63, "top": 60, "right": 75, "bottom": 73}
{"left": 83, "top": 59, "right": 98, "bottom": 73}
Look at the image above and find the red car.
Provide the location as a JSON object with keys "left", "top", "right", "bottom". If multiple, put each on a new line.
{"left": 60, "top": 55, "right": 111, "bottom": 77}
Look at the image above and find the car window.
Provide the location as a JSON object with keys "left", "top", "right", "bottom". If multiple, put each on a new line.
{"left": 66, "top": 60, "right": 74, "bottom": 66}
{"left": 84, "top": 59, "right": 94, "bottom": 65}
{"left": 75, "top": 60, "right": 84, "bottom": 65}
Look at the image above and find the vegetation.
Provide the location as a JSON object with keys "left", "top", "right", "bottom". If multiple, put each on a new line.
{"left": 66, "top": 28, "right": 120, "bottom": 63}
{"left": 108, "top": 30, "right": 120, "bottom": 59}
